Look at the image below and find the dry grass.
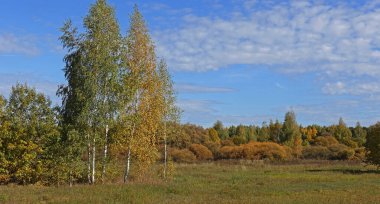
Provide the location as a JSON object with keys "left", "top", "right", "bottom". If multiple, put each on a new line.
{"left": 1, "top": 160, "right": 380, "bottom": 203}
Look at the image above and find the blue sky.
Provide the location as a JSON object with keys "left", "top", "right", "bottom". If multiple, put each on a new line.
{"left": 1, "top": 0, "right": 380, "bottom": 127}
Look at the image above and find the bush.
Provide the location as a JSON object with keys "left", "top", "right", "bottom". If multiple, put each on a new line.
{"left": 189, "top": 144, "right": 213, "bottom": 160}
{"left": 242, "top": 142, "right": 288, "bottom": 161}
{"left": 314, "top": 136, "right": 339, "bottom": 146}
{"left": 220, "top": 145, "right": 244, "bottom": 159}
{"left": 302, "top": 144, "right": 355, "bottom": 160}
{"left": 170, "top": 148, "right": 196, "bottom": 163}
{"left": 354, "top": 147, "right": 366, "bottom": 160}
{"left": 204, "top": 141, "right": 221, "bottom": 159}
{"left": 328, "top": 144, "right": 355, "bottom": 160}
{"left": 302, "top": 146, "right": 330, "bottom": 160}
{"left": 220, "top": 142, "right": 288, "bottom": 161}
{"left": 221, "top": 139, "right": 235, "bottom": 147}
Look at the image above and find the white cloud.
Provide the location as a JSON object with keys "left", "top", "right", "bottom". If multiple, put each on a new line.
{"left": 154, "top": 1, "right": 380, "bottom": 77}
{"left": 323, "top": 81, "right": 380, "bottom": 95}
{"left": 175, "top": 83, "right": 235, "bottom": 93}
{"left": 0, "top": 33, "right": 39, "bottom": 56}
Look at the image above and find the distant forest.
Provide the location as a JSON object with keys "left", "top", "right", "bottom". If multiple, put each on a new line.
{"left": 1, "top": 0, "right": 380, "bottom": 187}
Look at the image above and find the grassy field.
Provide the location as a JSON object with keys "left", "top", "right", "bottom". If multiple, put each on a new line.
{"left": 1, "top": 160, "right": 380, "bottom": 203}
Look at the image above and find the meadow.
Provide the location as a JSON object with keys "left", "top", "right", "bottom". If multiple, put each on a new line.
{"left": 1, "top": 160, "right": 380, "bottom": 203}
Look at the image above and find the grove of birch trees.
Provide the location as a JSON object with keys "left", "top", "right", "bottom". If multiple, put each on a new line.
{"left": 0, "top": 0, "right": 179, "bottom": 185}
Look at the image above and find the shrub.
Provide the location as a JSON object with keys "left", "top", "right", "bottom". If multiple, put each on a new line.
{"left": 242, "top": 142, "right": 287, "bottom": 161}
{"left": 328, "top": 144, "right": 355, "bottom": 160}
{"left": 204, "top": 141, "right": 221, "bottom": 159}
{"left": 314, "top": 136, "right": 339, "bottom": 146}
{"left": 302, "top": 146, "right": 330, "bottom": 160}
{"left": 220, "top": 145, "right": 244, "bottom": 159}
{"left": 221, "top": 139, "right": 235, "bottom": 147}
{"left": 170, "top": 148, "right": 196, "bottom": 163}
{"left": 302, "top": 144, "right": 355, "bottom": 160}
{"left": 354, "top": 147, "right": 366, "bottom": 160}
{"left": 220, "top": 142, "right": 288, "bottom": 161}
{"left": 189, "top": 144, "right": 213, "bottom": 160}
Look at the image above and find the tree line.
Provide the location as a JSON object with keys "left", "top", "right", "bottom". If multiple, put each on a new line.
{"left": 166, "top": 113, "right": 373, "bottom": 163}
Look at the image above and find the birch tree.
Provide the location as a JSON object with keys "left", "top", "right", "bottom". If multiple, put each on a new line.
{"left": 121, "top": 5, "right": 165, "bottom": 182}
{"left": 157, "top": 59, "right": 180, "bottom": 180}
{"left": 59, "top": 0, "right": 121, "bottom": 184}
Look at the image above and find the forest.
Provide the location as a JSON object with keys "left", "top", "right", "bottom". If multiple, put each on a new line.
{"left": 1, "top": 0, "right": 380, "bottom": 193}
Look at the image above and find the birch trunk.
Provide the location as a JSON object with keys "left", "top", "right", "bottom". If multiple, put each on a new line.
{"left": 124, "top": 122, "right": 136, "bottom": 183}
{"left": 101, "top": 124, "right": 109, "bottom": 183}
{"left": 92, "top": 137, "right": 96, "bottom": 184}
{"left": 87, "top": 135, "right": 92, "bottom": 184}
{"left": 124, "top": 145, "right": 131, "bottom": 183}
{"left": 69, "top": 169, "right": 73, "bottom": 187}
{"left": 163, "top": 122, "right": 167, "bottom": 180}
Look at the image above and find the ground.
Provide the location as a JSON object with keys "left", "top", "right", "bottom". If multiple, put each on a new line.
{"left": 1, "top": 160, "right": 380, "bottom": 203}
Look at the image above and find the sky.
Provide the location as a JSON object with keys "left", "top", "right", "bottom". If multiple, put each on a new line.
{"left": 1, "top": 0, "right": 380, "bottom": 127}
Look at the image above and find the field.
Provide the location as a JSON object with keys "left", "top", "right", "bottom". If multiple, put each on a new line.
{"left": 1, "top": 161, "right": 380, "bottom": 203}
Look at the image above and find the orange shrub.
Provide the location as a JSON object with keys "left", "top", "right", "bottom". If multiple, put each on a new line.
{"left": 220, "top": 142, "right": 288, "bottom": 161}
{"left": 204, "top": 141, "right": 221, "bottom": 159}
{"left": 220, "top": 145, "right": 244, "bottom": 159}
{"left": 170, "top": 148, "right": 196, "bottom": 163}
{"left": 354, "top": 147, "right": 366, "bottom": 160}
{"left": 189, "top": 144, "right": 213, "bottom": 160}
{"left": 242, "top": 142, "right": 288, "bottom": 161}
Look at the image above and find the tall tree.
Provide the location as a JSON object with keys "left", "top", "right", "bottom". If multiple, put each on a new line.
{"left": 213, "top": 121, "right": 229, "bottom": 140}
{"left": 121, "top": 5, "right": 163, "bottom": 182}
{"left": 157, "top": 59, "right": 180, "bottom": 180}
{"left": 365, "top": 122, "right": 380, "bottom": 166}
{"left": 353, "top": 122, "right": 366, "bottom": 147}
{"left": 59, "top": 0, "right": 121, "bottom": 184}
{"left": 281, "top": 111, "right": 302, "bottom": 148}
{"left": 269, "top": 119, "right": 282, "bottom": 143}
{"left": 332, "top": 118, "right": 354, "bottom": 147}
{"left": 258, "top": 122, "right": 270, "bottom": 142}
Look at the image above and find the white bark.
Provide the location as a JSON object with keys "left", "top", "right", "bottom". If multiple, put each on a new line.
{"left": 163, "top": 122, "right": 167, "bottom": 179}
{"left": 102, "top": 124, "right": 109, "bottom": 183}
{"left": 92, "top": 137, "right": 96, "bottom": 184}
{"left": 69, "top": 169, "right": 73, "bottom": 187}
{"left": 87, "top": 135, "right": 92, "bottom": 184}
{"left": 124, "top": 145, "right": 131, "bottom": 183}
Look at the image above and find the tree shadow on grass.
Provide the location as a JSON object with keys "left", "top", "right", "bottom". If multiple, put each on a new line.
{"left": 307, "top": 169, "right": 380, "bottom": 175}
